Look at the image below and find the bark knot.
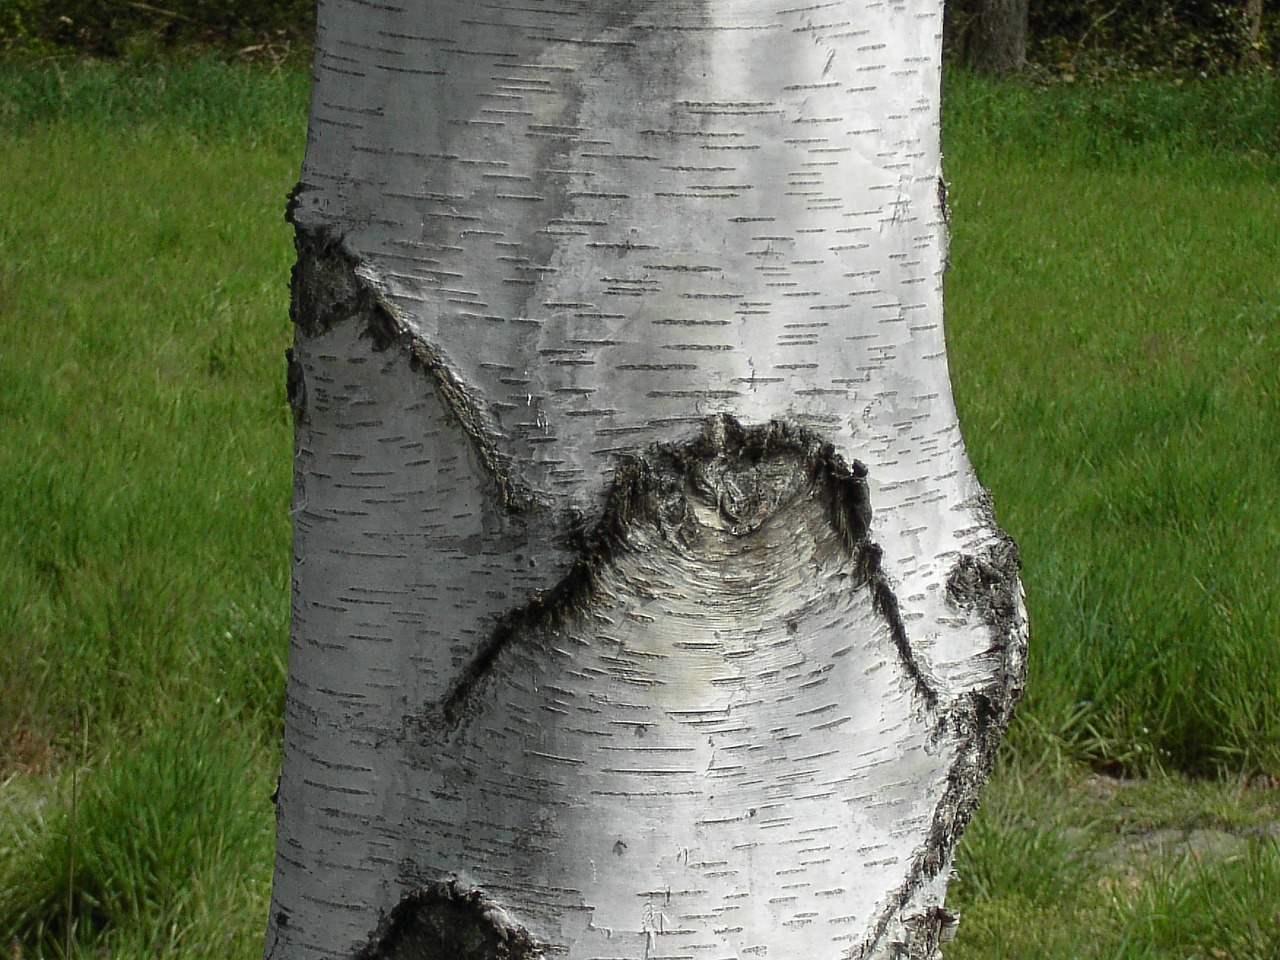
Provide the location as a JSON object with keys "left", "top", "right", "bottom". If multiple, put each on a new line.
{"left": 945, "top": 537, "right": 1021, "bottom": 633}
{"left": 428, "top": 414, "right": 942, "bottom": 732}
{"left": 355, "top": 881, "right": 542, "bottom": 960}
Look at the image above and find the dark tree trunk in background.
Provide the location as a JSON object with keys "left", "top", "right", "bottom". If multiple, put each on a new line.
{"left": 949, "top": 0, "right": 1029, "bottom": 74}
{"left": 1245, "top": 0, "right": 1264, "bottom": 65}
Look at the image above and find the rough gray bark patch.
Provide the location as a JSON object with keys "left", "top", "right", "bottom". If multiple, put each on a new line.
{"left": 356, "top": 883, "right": 542, "bottom": 960}
{"left": 946, "top": 533, "right": 1023, "bottom": 644}
{"left": 898, "top": 907, "right": 959, "bottom": 958}
{"left": 857, "top": 525, "right": 1025, "bottom": 958}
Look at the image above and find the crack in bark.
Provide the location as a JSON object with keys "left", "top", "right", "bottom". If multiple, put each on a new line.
{"left": 946, "top": 532, "right": 1023, "bottom": 647}
{"left": 285, "top": 347, "right": 307, "bottom": 424}
{"left": 286, "top": 209, "right": 537, "bottom": 514}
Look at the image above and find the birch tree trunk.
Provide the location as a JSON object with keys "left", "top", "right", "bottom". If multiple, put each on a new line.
{"left": 265, "top": 2, "right": 1027, "bottom": 959}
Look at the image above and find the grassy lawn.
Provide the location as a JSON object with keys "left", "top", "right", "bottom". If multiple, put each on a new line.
{"left": 945, "top": 72, "right": 1280, "bottom": 779}
{"left": 0, "top": 59, "right": 302, "bottom": 958}
{"left": 1, "top": 59, "right": 1277, "bottom": 959}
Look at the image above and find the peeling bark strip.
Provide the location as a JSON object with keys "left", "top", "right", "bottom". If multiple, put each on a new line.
{"left": 266, "top": 1, "right": 1028, "bottom": 959}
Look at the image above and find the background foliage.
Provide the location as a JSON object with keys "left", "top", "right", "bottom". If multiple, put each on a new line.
{"left": 949, "top": 0, "right": 1278, "bottom": 72}
{"left": 2, "top": 0, "right": 1277, "bottom": 70}
{"left": 1025, "top": 0, "right": 1275, "bottom": 72}
{"left": 0, "top": 0, "right": 314, "bottom": 58}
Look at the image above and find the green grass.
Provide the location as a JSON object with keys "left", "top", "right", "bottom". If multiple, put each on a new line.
{"left": 0, "top": 58, "right": 299, "bottom": 957}
{"left": 0, "top": 55, "right": 309, "bottom": 147}
{"left": 948, "top": 754, "right": 1280, "bottom": 960}
{"left": 0, "top": 710, "right": 274, "bottom": 958}
{"left": 0, "top": 59, "right": 301, "bottom": 757}
{"left": 944, "top": 70, "right": 1280, "bottom": 165}
{"left": 0, "top": 58, "right": 1277, "bottom": 958}
{"left": 944, "top": 73, "right": 1280, "bottom": 777}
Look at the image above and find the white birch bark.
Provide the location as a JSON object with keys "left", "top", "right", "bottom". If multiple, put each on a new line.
{"left": 266, "top": 2, "right": 1027, "bottom": 959}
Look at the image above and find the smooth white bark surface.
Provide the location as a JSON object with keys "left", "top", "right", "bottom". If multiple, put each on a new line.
{"left": 267, "top": 2, "right": 1027, "bottom": 958}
